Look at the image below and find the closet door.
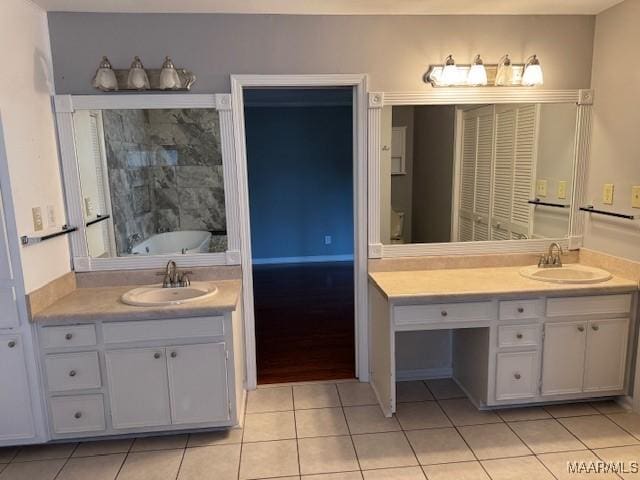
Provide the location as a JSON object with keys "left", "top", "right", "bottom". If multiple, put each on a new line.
{"left": 511, "top": 105, "right": 538, "bottom": 238}
{"left": 458, "top": 113, "right": 477, "bottom": 242}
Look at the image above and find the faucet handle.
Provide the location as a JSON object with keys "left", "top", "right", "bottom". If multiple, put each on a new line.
{"left": 178, "top": 273, "right": 191, "bottom": 287}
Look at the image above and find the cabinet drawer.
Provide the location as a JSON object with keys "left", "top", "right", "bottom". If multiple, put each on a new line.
{"left": 103, "top": 316, "right": 224, "bottom": 344}
{"left": 45, "top": 352, "right": 101, "bottom": 392}
{"left": 394, "top": 301, "right": 494, "bottom": 326}
{"left": 497, "top": 324, "right": 540, "bottom": 348}
{"left": 41, "top": 325, "right": 97, "bottom": 349}
{"left": 50, "top": 394, "right": 105, "bottom": 434}
{"left": 547, "top": 294, "right": 632, "bottom": 317}
{"left": 499, "top": 299, "right": 543, "bottom": 320}
{"left": 495, "top": 351, "right": 538, "bottom": 401}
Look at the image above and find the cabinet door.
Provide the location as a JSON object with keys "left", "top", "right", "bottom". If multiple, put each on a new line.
{"left": 0, "top": 335, "right": 35, "bottom": 441}
{"left": 584, "top": 318, "right": 629, "bottom": 392}
{"left": 541, "top": 321, "right": 586, "bottom": 396}
{"left": 167, "top": 342, "right": 229, "bottom": 425}
{"left": 105, "top": 348, "right": 171, "bottom": 429}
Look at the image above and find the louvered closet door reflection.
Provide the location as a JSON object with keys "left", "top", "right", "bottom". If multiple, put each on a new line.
{"left": 511, "top": 105, "right": 538, "bottom": 238}
{"left": 459, "top": 114, "right": 477, "bottom": 242}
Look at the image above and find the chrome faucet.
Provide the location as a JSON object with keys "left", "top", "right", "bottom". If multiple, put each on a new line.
{"left": 126, "top": 232, "right": 142, "bottom": 253}
{"left": 159, "top": 260, "right": 192, "bottom": 288}
{"left": 538, "top": 242, "right": 564, "bottom": 268}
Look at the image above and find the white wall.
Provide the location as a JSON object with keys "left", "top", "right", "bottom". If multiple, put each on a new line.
{"left": 584, "top": 0, "right": 640, "bottom": 261}
{"left": 0, "top": 0, "right": 70, "bottom": 292}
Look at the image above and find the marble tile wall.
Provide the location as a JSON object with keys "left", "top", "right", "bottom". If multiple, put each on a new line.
{"left": 102, "top": 108, "right": 227, "bottom": 255}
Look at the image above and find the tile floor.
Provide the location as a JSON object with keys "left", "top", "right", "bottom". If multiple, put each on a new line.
{"left": 1, "top": 379, "right": 640, "bottom": 480}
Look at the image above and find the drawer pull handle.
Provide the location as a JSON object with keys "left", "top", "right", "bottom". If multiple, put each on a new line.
{"left": 441, "top": 310, "right": 448, "bottom": 317}
{"left": 74, "top": 412, "right": 82, "bottom": 419}
{"left": 154, "top": 352, "right": 161, "bottom": 359}
{"left": 7, "top": 340, "right": 16, "bottom": 348}
{"left": 577, "top": 326, "right": 585, "bottom": 332}
{"left": 517, "top": 307, "right": 524, "bottom": 313}
{"left": 592, "top": 325, "right": 599, "bottom": 331}
{"left": 514, "top": 373, "right": 521, "bottom": 380}
{"left": 170, "top": 351, "right": 177, "bottom": 358}
{"left": 65, "top": 333, "right": 73, "bottom": 340}
{"left": 516, "top": 333, "right": 523, "bottom": 339}
{"left": 69, "top": 370, "right": 77, "bottom": 377}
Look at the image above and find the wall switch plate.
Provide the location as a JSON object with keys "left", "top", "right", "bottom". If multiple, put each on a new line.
{"left": 557, "top": 181, "right": 568, "bottom": 200}
{"left": 32, "top": 207, "right": 43, "bottom": 231}
{"left": 536, "top": 179, "right": 548, "bottom": 197}
{"left": 632, "top": 186, "right": 640, "bottom": 209}
{"left": 603, "top": 183, "right": 615, "bottom": 205}
{"left": 84, "top": 197, "right": 94, "bottom": 217}
{"left": 324, "top": 235, "right": 332, "bottom": 245}
{"left": 46, "top": 205, "right": 56, "bottom": 226}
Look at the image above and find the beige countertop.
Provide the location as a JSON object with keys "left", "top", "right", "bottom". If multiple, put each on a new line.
{"left": 369, "top": 265, "right": 638, "bottom": 303}
{"left": 31, "top": 279, "right": 241, "bottom": 323}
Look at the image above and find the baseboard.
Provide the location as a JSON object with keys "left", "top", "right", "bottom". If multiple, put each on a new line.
{"left": 617, "top": 395, "right": 634, "bottom": 411}
{"left": 396, "top": 367, "right": 453, "bottom": 381}
{"left": 252, "top": 254, "right": 354, "bottom": 265}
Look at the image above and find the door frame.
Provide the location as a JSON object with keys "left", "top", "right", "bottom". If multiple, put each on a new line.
{"left": 230, "top": 74, "right": 369, "bottom": 389}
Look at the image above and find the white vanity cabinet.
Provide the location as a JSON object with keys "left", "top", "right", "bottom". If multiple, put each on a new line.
{"left": 36, "top": 307, "right": 245, "bottom": 440}
{"left": 0, "top": 334, "right": 35, "bottom": 441}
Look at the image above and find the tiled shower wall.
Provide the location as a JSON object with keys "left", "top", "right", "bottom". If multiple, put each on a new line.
{"left": 102, "top": 109, "right": 227, "bottom": 255}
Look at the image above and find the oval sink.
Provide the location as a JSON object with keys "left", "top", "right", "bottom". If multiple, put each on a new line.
{"left": 519, "top": 264, "right": 612, "bottom": 284}
{"left": 121, "top": 282, "right": 218, "bottom": 307}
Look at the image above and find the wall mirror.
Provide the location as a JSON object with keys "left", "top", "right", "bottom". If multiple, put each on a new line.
{"left": 368, "top": 90, "right": 593, "bottom": 257}
{"left": 55, "top": 95, "right": 240, "bottom": 270}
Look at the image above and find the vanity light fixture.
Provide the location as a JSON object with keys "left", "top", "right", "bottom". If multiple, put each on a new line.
{"left": 467, "top": 55, "right": 488, "bottom": 86}
{"left": 522, "top": 55, "right": 544, "bottom": 86}
{"left": 126, "top": 56, "right": 150, "bottom": 90}
{"left": 159, "top": 56, "right": 183, "bottom": 90}
{"left": 91, "top": 56, "right": 118, "bottom": 91}
{"left": 494, "top": 54, "right": 514, "bottom": 86}
{"left": 439, "top": 55, "right": 459, "bottom": 86}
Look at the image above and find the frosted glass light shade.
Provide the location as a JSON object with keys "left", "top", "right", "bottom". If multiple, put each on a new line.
{"left": 127, "top": 56, "right": 150, "bottom": 90}
{"left": 159, "top": 56, "right": 182, "bottom": 90}
{"left": 467, "top": 55, "right": 487, "bottom": 86}
{"left": 494, "top": 55, "right": 513, "bottom": 86}
{"left": 522, "top": 55, "right": 544, "bottom": 86}
{"left": 91, "top": 56, "right": 118, "bottom": 91}
{"left": 439, "top": 55, "right": 458, "bottom": 86}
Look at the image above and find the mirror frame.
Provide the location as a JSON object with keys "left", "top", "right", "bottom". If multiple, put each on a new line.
{"left": 367, "top": 88, "right": 594, "bottom": 258}
{"left": 54, "top": 94, "right": 241, "bottom": 271}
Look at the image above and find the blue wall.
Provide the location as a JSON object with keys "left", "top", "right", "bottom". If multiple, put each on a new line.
{"left": 245, "top": 105, "right": 353, "bottom": 262}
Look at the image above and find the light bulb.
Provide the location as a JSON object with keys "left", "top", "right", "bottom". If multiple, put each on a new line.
{"left": 494, "top": 54, "right": 513, "bottom": 86}
{"left": 522, "top": 55, "right": 544, "bottom": 86}
{"left": 467, "top": 55, "right": 487, "bottom": 86}
{"left": 127, "top": 56, "right": 150, "bottom": 90}
{"left": 159, "top": 56, "right": 182, "bottom": 90}
{"left": 439, "top": 55, "right": 458, "bottom": 86}
{"left": 91, "top": 56, "right": 118, "bottom": 91}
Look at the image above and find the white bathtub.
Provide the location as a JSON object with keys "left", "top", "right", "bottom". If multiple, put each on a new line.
{"left": 130, "top": 231, "right": 212, "bottom": 255}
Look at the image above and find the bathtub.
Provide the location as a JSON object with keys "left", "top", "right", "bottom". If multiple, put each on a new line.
{"left": 130, "top": 231, "right": 212, "bottom": 255}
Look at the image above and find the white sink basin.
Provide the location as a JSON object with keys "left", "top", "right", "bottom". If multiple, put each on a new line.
{"left": 519, "top": 264, "right": 613, "bottom": 284}
{"left": 121, "top": 282, "right": 218, "bottom": 307}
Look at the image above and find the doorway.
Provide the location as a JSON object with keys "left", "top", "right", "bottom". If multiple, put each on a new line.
{"left": 243, "top": 88, "right": 355, "bottom": 384}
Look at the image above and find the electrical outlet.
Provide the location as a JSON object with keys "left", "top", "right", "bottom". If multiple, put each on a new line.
{"left": 32, "top": 207, "right": 43, "bottom": 231}
{"left": 603, "top": 183, "right": 615, "bottom": 205}
{"left": 536, "top": 179, "right": 548, "bottom": 197}
{"left": 632, "top": 186, "right": 640, "bottom": 209}
{"left": 557, "top": 181, "right": 568, "bottom": 200}
{"left": 46, "top": 205, "right": 56, "bottom": 227}
{"left": 324, "top": 235, "right": 332, "bottom": 245}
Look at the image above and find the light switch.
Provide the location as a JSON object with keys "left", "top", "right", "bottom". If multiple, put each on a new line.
{"left": 32, "top": 207, "right": 43, "bottom": 231}
{"left": 557, "top": 181, "right": 567, "bottom": 200}
{"left": 84, "top": 197, "right": 94, "bottom": 217}
{"left": 632, "top": 186, "right": 640, "bottom": 209}
{"left": 602, "top": 183, "right": 615, "bottom": 205}
{"left": 536, "top": 179, "right": 548, "bottom": 197}
{"left": 46, "top": 205, "right": 56, "bottom": 227}
{"left": 324, "top": 235, "right": 332, "bottom": 245}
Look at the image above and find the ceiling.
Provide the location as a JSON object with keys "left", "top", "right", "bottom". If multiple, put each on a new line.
{"left": 32, "top": 0, "right": 623, "bottom": 15}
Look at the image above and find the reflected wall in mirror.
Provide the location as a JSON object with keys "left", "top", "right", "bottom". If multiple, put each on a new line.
{"left": 72, "top": 108, "right": 227, "bottom": 258}
{"left": 380, "top": 103, "right": 577, "bottom": 245}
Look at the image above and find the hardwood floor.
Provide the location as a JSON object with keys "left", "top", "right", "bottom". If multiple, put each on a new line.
{"left": 253, "top": 261, "right": 355, "bottom": 384}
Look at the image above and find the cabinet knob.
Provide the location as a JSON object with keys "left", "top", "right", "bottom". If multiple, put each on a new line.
{"left": 441, "top": 310, "right": 448, "bottom": 317}
{"left": 577, "top": 326, "right": 585, "bottom": 332}
{"left": 7, "top": 340, "right": 16, "bottom": 348}
{"left": 592, "top": 325, "right": 599, "bottom": 331}
{"left": 170, "top": 351, "right": 177, "bottom": 358}
{"left": 517, "top": 307, "right": 524, "bottom": 313}
{"left": 69, "top": 370, "right": 77, "bottom": 377}
{"left": 65, "top": 333, "right": 73, "bottom": 340}
{"left": 154, "top": 352, "right": 161, "bottom": 359}
{"left": 74, "top": 412, "right": 82, "bottom": 419}
{"left": 516, "top": 333, "right": 523, "bottom": 339}
{"left": 514, "top": 373, "right": 521, "bottom": 380}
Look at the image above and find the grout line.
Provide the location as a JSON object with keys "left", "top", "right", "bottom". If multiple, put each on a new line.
{"left": 292, "top": 386, "right": 301, "bottom": 478}
{"left": 237, "top": 389, "right": 249, "bottom": 480}
{"left": 51, "top": 443, "right": 80, "bottom": 480}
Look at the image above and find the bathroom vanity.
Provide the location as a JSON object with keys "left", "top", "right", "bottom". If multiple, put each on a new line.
{"left": 31, "top": 280, "right": 244, "bottom": 440}
{"left": 369, "top": 265, "right": 639, "bottom": 416}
